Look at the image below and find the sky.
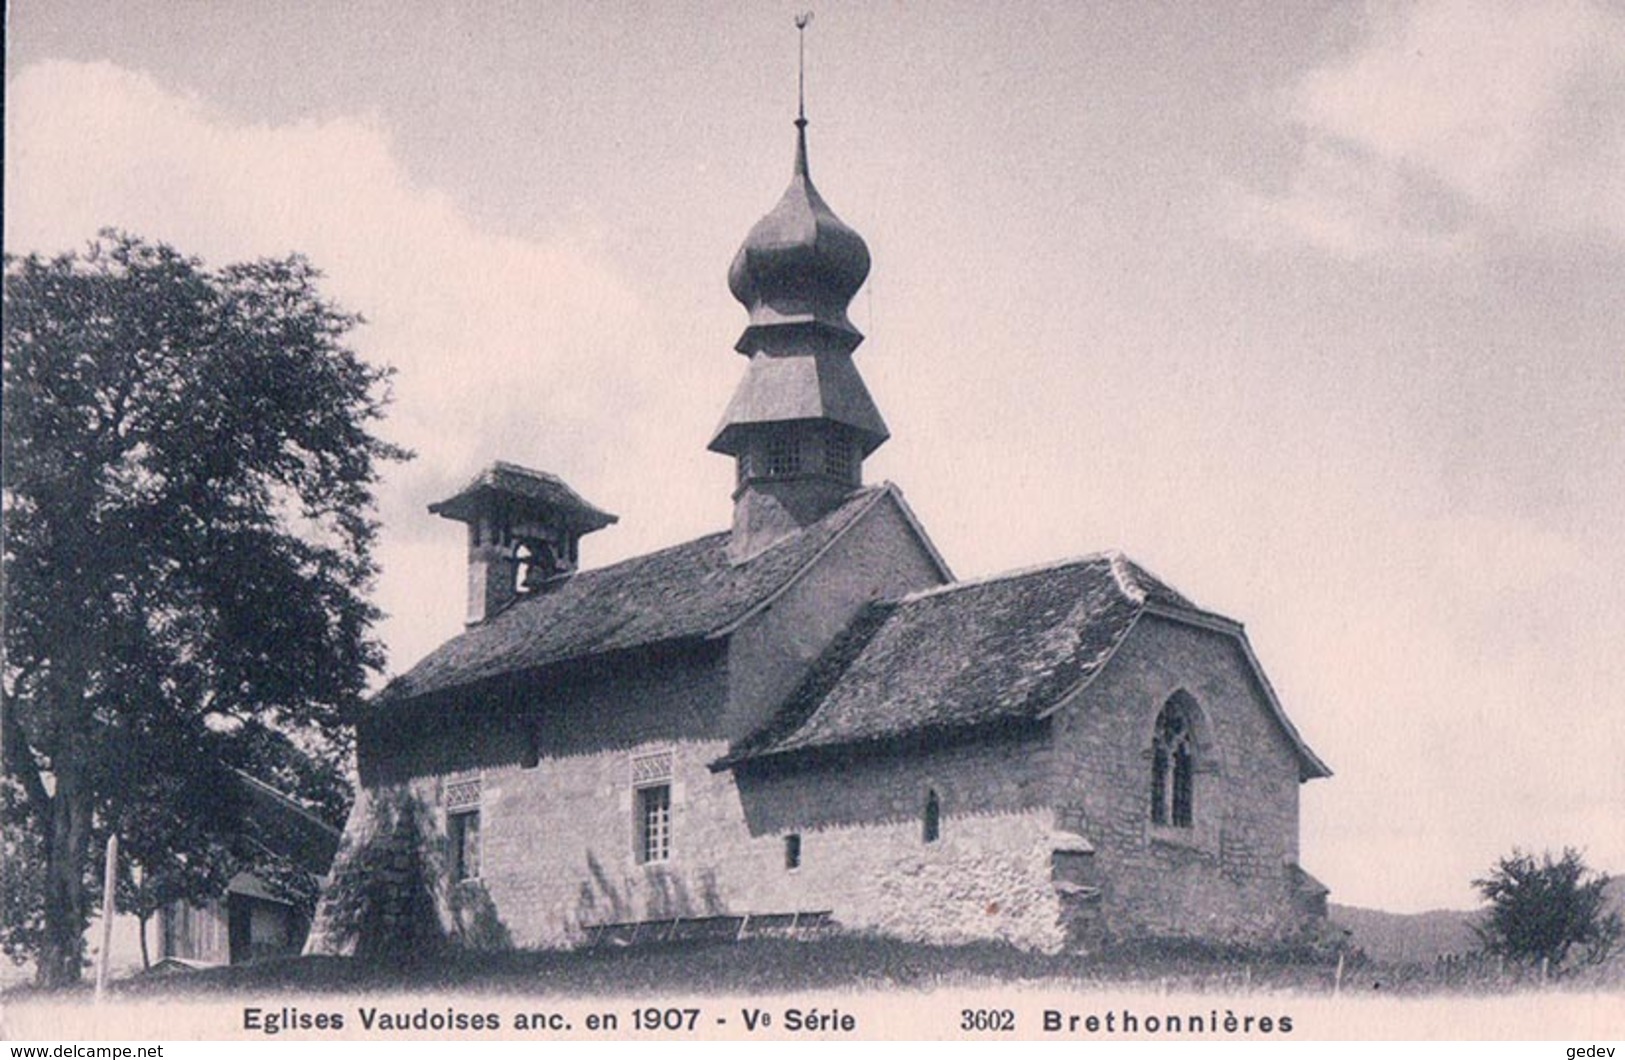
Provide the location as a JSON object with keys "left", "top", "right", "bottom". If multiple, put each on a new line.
{"left": 6, "top": 0, "right": 1623, "bottom": 914}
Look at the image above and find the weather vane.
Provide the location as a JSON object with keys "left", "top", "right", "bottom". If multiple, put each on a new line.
{"left": 795, "top": 12, "right": 814, "bottom": 124}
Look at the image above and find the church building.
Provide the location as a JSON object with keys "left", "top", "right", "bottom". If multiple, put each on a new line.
{"left": 308, "top": 86, "right": 1330, "bottom": 956}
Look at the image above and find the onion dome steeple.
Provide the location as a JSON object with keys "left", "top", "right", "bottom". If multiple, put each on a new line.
{"left": 710, "top": 17, "right": 891, "bottom": 563}
{"left": 726, "top": 117, "right": 872, "bottom": 356}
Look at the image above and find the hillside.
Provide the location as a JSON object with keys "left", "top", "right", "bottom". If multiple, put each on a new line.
{"left": 1329, "top": 904, "right": 1479, "bottom": 962}
{"left": 1332, "top": 875, "right": 1625, "bottom": 968}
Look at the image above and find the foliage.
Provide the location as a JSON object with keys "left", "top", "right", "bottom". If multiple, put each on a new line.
{"left": 0, "top": 786, "right": 46, "bottom": 966}
{"left": 108, "top": 721, "right": 347, "bottom": 967}
{"left": 2, "top": 231, "right": 405, "bottom": 985}
{"left": 1472, "top": 847, "right": 1621, "bottom": 973}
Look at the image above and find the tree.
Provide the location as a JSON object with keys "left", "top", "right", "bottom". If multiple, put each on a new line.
{"left": 109, "top": 720, "right": 348, "bottom": 969}
{"left": 2, "top": 231, "right": 406, "bottom": 986}
{"left": 1473, "top": 847, "right": 1621, "bottom": 974}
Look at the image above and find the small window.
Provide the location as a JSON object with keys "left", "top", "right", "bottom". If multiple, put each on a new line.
{"left": 449, "top": 810, "right": 481, "bottom": 881}
{"left": 923, "top": 789, "right": 941, "bottom": 844}
{"left": 784, "top": 833, "right": 802, "bottom": 870}
{"left": 825, "top": 434, "right": 854, "bottom": 479}
{"left": 638, "top": 783, "right": 672, "bottom": 864}
{"left": 764, "top": 435, "right": 801, "bottom": 478}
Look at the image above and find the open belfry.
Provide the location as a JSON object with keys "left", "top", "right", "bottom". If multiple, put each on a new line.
{"left": 310, "top": 24, "right": 1329, "bottom": 956}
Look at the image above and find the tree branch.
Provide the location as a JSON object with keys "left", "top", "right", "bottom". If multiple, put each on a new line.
{"left": 1, "top": 700, "right": 52, "bottom": 818}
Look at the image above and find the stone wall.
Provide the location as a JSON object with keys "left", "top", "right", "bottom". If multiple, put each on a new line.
{"left": 318, "top": 668, "right": 1069, "bottom": 953}
{"left": 464, "top": 724, "right": 1067, "bottom": 951}
{"left": 305, "top": 783, "right": 447, "bottom": 958}
{"left": 1050, "top": 614, "right": 1315, "bottom": 945}
{"left": 323, "top": 644, "right": 739, "bottom": 951}
{"left": 734, "top": 730, "right": 1065, "bottom": 951}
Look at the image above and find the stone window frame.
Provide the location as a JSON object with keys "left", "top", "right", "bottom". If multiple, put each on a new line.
{"left": 442, "top": 773, "right": 484, "bottom": 882}
{"left": 1151, "top": 704, "right": 1195, "bottom": 829}
{"left": 631, "top": 750, "right": 675, "bottom": 865}
{"left": 1143, "top": 691, "right": 1220, "bottom": 853}
{"left": 784, "top": 833, "right": 802, "bottom": 871}
{"left": 636, "top": 784, "right": 672, "bottom": 864}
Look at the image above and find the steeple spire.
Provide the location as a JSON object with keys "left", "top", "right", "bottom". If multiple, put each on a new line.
{"left": 722, "top": 15, "right": 872, "bottom": 359}
{"left": 796, "top": 11, "right": 811, "bottom": 128}
{"left": 794, "top": 12, "right": 812, "bottom": 181}
{"left": 711, "top": 15, "right": 889, "bottom": 563}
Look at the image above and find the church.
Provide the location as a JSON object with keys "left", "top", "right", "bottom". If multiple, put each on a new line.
{"left": 308, "top": 87, "right": 1331, "bottom": 957}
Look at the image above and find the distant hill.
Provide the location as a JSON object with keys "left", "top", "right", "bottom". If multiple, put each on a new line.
{"left": 1332, "top": 875, "right": 1625, "bottom": 966}
{"left": 1330, "top": 903, "right": 1480, "bottom": 963}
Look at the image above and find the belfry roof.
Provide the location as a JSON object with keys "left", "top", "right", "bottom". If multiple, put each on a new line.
{"left": 428, "top": 461, "right": 618, "bottom": 531}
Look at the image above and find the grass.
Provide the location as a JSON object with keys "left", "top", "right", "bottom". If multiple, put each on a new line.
{"left": 25, "top": 934, "right": 1596, "bottom": 1000}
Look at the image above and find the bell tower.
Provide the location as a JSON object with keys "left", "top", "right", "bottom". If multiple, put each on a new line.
{"left": 430, "top": 462, "right": 617, "bottom": 624}
{"left": 711, "top": 18, "right": 888, "bottom": 562}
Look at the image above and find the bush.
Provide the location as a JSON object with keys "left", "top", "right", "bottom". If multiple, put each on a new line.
{"left": 1473, "top": 847, "right": 1620, "bottom": 974}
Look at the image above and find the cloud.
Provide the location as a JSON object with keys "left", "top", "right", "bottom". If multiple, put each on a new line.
{"left": 1233, "top": 0, "right": 1625, "bottom": 258}
{"left": 6, "top": 61, "right": 656, "bottom": 478}
{"left": 4, "top": 60, "right": 667, "bottom": 667}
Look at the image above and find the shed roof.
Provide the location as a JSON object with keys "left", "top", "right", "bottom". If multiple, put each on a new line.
{"left": 375, "top": 485, "right": 900, "bottom": 707}
{"left": 233, "top": 769, "right": 343, "bottom": 873}
{"left": 721, "top": 552, "right": 1330, "bottom": 779}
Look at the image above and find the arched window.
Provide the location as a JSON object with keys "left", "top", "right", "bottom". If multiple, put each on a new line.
{"left": 923, "top": 789, "right": 941, "bottom": 844}
{"left": 1150, "top": 697, "right": 1196, "bottom": 828}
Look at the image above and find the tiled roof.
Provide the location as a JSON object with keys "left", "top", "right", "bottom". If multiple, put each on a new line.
{"left": 375, "top": 486, "right": 894, "bottom": 706}
{"left": 722, "top": 552, "right": 1326, "bottom": 778}
{"left": 722, "top": 552, "right": 1173, "bottom": 762}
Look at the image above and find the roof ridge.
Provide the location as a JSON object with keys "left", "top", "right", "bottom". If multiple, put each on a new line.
{"left": 896, "top": 549, "right": 1129, "bottom": 604}
{"left": 1107, "top": 551, "right": 1145, "bottom": 604}
{"left": 507, "top": 484, "right": 890, "bottom": 598}
{"left": 529, "top": 527, "right": 730, "bottom": 583}
{"left": 489, "top": 459, "right": 566, "bottom": 481}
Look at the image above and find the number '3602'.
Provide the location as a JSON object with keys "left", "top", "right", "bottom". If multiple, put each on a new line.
{"left": 961, "top": 1009, "right": 1015, "bottom": 1031}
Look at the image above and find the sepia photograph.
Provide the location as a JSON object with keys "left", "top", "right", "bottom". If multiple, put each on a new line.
{"left": 3, "top": 0, "right": 1623, "bottom": 1044}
